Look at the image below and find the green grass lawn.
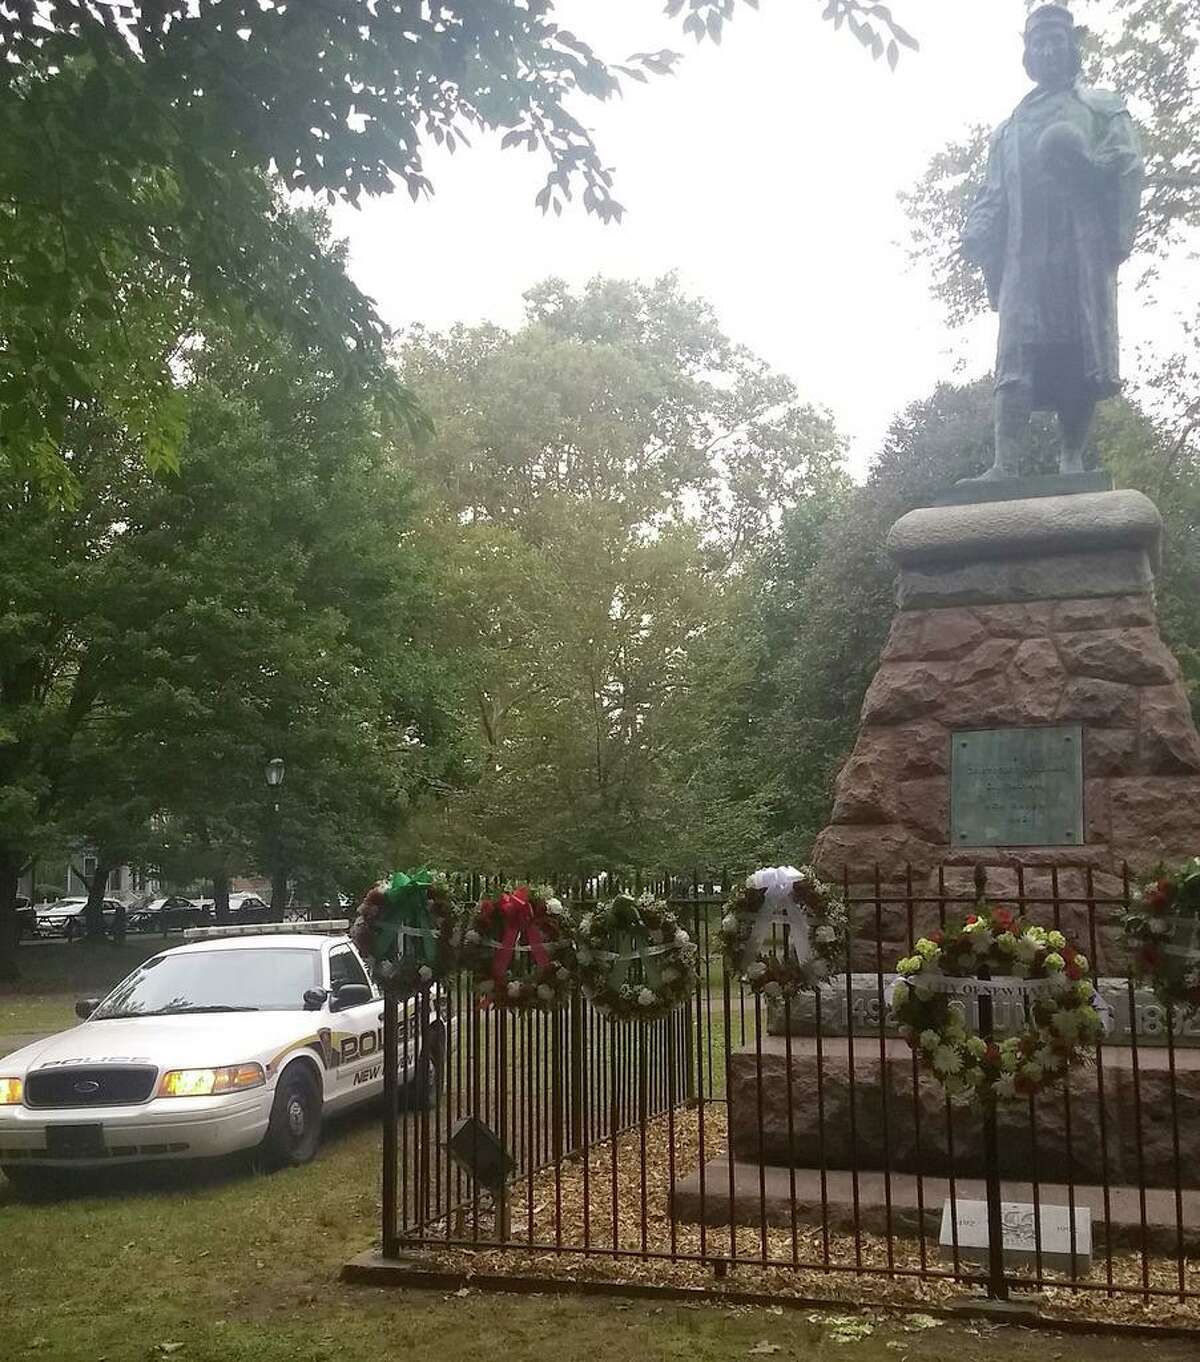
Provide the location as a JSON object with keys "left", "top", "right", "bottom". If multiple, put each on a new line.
{"left": 2, "top": 946, "right": 1197, "bottom": 1360}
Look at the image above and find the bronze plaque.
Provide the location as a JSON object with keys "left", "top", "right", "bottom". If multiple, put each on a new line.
{"left": 951, "top": 726, "right": 1083, "bottom": 847}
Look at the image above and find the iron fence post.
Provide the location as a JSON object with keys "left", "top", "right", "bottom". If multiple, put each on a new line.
{"left": 382, "top": 988, "right": 399, "bottom": 1258}
{"left": 568, "top": 989, "right": 584, "bottom": 1153}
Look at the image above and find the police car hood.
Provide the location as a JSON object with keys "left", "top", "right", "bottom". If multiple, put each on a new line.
{"left": 9, "top": 1012, "right": 318, "bottom": 1073}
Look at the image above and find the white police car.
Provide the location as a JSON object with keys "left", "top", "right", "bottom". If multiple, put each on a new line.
{"left": 0, "top": 923, "right": 447, "bottom": 1191}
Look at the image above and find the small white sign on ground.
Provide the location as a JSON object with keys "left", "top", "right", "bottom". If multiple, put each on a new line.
{"left": 939, "top": 1199, "right": 1092, "bottom": 1275}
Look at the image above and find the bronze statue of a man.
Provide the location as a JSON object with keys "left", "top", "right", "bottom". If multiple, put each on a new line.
{"left": 962, "top": 4, "right": 1143, "bottom": 480}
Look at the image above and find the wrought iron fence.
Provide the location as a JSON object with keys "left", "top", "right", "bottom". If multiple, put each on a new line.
{"left": 379, "top": 866, "right": 1200, "bottom": 1311}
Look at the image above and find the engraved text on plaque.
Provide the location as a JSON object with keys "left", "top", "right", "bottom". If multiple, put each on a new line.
{"left": 950, "top": 725, "right": 1083, "bottom": 847}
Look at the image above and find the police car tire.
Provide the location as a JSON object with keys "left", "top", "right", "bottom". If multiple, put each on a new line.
{"left": 262, "top": 1063, "right": 323, "bottom": 1167}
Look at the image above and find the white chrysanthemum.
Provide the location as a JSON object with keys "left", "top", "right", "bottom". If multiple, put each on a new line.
{"left": 1014, "top": 936, "right": 1038, "bottom": 962}
{"left": 507, "top": 981, "right": 522, "bottom": 1000}
{"left": 637, "top": 987, "right": 656, "bottom": 1007}
{"left": 547, "top": 898, "right": 564, "bottom": 916}
{"left": 748, "top": 962, "right": 768, "bottom": 981}
{"left": 932, "top": 1045, "right": 962, "bottom": 1075}
{"left": 721, "top": 915, "right": 738, "bottom": 935}
{"left": 675, "top": 928, "right": 690, "bottom": 945}
{"left": 1151, "top": 916, "right": 1172, "bottom": 936}
{"left": 536, "top": 983, "right": 554, "bottom": 1002}
{"left": 579, "top": 914, "right": 593, "bottom": 935}
{"left": 464, "top": 929, "right": 482, "bottom": 946}
{"left": 814, "top": 925, "right": 836, "bottom": 944}
{"left": 418, "top": 965, "right": 433, "bottom": 982}
{"left": 919, "top": 1029, "right": 940, "bottom": 1052}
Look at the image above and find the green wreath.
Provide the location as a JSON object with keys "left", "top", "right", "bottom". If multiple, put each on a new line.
{"left": 889, "top": 903, "right": 1107, "bottom": 1105}
{"left": 576, "top": 893, "right": 696, "bottom": 1020}
{"left": 719, "top": 865, "right": 848, "bottom": 999}
{"left": 1122, "top": 860, "right": 1200, "bottom": 1015}
{"left": 350, "top": 869, "right": 457, "bottom": 994}
{"left": 457, "top": 884, "right": 575, "bottom": 1009}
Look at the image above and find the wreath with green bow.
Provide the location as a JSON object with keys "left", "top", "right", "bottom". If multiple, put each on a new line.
{"left": 350, "top": 869, "right": 457, "bottom": 994}
{"left": 575, "top": 893, "right": 697, "bottom": 1020}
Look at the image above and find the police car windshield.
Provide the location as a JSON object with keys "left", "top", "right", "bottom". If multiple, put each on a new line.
{"left": 93, "top": 948, "right": 321, "bottom": 1018}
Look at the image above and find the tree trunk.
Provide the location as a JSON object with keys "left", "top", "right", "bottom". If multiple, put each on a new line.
{"left": 80, "top": 858, "right": 115, "bottom": 941}
{"left": 0, "top": 854, "right": 22, "bottom": 982}
{"left": 212, "top": 867, "right": 231, "bottom": 924}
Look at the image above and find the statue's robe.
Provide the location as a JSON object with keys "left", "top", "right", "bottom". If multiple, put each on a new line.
{"left": 963, "top": 81, "right": 1143, "bottom": 411}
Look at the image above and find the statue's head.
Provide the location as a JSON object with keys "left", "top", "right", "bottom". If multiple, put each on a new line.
{"left": 1023, "top": 4, "right": 1082, "bottom": 89}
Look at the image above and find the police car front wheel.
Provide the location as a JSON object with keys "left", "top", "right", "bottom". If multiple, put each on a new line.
{"left": 261, "top": 1063, "right": 323, "bottom": 1167}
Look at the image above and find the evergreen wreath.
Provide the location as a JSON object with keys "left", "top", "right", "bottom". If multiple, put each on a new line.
{"left": 719, "top": 865, "right": 848, "bottom": 999}
{"left": 575, "top": 892, "right": 697, "bottom": 1020}
{"left": 1122, "top": 860, "right": 1200, "bottom": 1015}
{"left": 888, "top": 903, "right": 1107, "bottom": 1106}
{"left": 458, "top": 884, "right": 574, "bottom": 1009}
{"left": 349, "top": 869, "right": 457, "bottom": 994}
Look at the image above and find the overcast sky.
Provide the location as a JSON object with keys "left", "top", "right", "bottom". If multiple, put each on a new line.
{"left": 332, "top": 0, "right": 1183, "bottom": 480}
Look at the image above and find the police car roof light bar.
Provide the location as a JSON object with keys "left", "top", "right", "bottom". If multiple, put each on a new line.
{"left": 182, "top": 919, "right": 350, "bottom": 941}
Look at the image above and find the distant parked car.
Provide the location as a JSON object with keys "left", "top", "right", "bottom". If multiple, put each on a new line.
{"left": 194, "top": 893, "right": 272, "bottom": 925}
{"left": 127, "top": 896, "right": 212, "bottom": 935}
{"left": 35, "top": 897, "right": 124, "bottom": 940}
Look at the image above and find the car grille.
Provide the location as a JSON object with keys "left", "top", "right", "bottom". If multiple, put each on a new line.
{"left": 24, "top": 1066, "right": 158, "bottom": 1108}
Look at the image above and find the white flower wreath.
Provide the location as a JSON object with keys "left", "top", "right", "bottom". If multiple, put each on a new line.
{"left": 576, "top": 892, "right": 696, "bottom": 1020}
{"left": 719, "top": 865, "right": 848, "bottom": 999}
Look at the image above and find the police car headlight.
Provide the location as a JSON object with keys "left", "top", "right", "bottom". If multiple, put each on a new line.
{"left": 157, "top": 1064, "right": 265, "bottom": 1097}
{"left": 0, "top": 1077, "right": 22, "bottom": 1105}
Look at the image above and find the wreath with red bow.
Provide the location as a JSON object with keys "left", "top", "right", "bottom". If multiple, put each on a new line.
{"left": 1122, "top": 860, "right": 1200, "bottom": 1015}
{"left": 458, "top": 884, "right": 575, "bottom": 1009}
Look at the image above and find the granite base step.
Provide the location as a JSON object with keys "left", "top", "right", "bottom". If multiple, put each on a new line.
{"left": 671, "top": 1159, "right": 1200, "bottom": 1253}
{"left": 727, "top": 1035, "right": 1200, "bottom": 1186}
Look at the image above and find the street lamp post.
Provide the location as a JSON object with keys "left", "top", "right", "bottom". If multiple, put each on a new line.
{"left": 265, "top": 757, "right": 285, "bottom": 920}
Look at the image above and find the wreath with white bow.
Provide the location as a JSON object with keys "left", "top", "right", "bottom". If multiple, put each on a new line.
{"left": 576, "top": 892, "right": 697, "bottom": 1020}
{"left": 719, "top": 866, "right": 849, "bottom": 999}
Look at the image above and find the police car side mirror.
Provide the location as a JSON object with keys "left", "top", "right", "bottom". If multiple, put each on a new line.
{"left": 330, "top": 982, "right": 372, "bottom": 1012}
{"left": 75, "top": 997, "right": 99, "bottom": 1019}
{"left": 303, "top": 987, "right": 329, "bottom": 1012}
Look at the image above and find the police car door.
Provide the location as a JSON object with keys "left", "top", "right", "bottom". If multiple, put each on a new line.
{"left": 325, "top": 943, "right": 385, "bottom": 1106}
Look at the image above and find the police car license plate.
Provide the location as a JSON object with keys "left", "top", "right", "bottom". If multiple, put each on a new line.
{"left": 46, "top": 1124, "right": 105, "bottom": 1158}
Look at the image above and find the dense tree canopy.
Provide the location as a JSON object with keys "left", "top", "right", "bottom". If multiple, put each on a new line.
{"left": 394, "top": 274, "right": 846, "bottom": 871}
{"left": 1, "top": 0, "right": 915, "bottom": 493}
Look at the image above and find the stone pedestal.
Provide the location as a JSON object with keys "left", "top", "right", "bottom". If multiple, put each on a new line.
{"left": 812, "top": 487, "right": 1200, "bottom": 894}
